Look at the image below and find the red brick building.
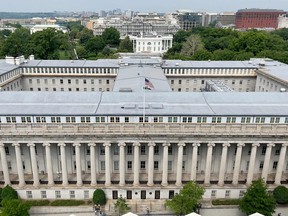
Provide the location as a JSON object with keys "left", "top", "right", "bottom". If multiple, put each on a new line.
{"left": 235, "top": 9, "right": 285, "bottom": 29}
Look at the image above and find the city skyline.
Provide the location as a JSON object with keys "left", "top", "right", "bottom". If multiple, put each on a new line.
{"left": 1, "top": 0, "right": 287, "bottom": 13}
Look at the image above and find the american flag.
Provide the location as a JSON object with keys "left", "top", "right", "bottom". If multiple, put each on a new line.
{"left": 145, "top": 78, "right": 154, "bottom": 90}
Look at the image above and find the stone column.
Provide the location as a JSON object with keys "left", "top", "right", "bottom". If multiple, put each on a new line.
{"left": 161, "top": 142, "right": 170, "bottom": 186}
{"left": 147, "top": 142, "right": 156, "bottom": 186}
{"left": 104, "top": 142, "right": 111, "bottom": 186}
{"left": 43, "top": 142, "right": 54, "bottom": 186}
{"left": 204, "top": 142, "right": 215, "bottom": 185}
{"left": 133, "top": 142, "right": 140, "bottom": 186}
{"left": 218, "top": 142, "right": 230, "bottom": 186}
{"left": 73, "top": 142, "right": 82, "bottom": 186}
{"left": 246, "top": 143, "right": 260, "bottom": 185}
{"left": 58, "top": 142, "right": 68, "bottom": 186}
{"left": 191, "top": 142, "right": 200, "bottom": 181}
{"left": 88, "top": 142, "right": 97, "bottom": 186}
{"left": 0, "top": 142, "right": 11, "bottom": 185}
{"left": 13, "top": 142, "right": 25, "bottom": 187}
{"left": 27, "top": 143, "right": 40, "bottom": 187}
{"left": 232, "top": 142, "right": 245, "bottom": 185}
{"left": 275, "top": 143, "right": 288, "bottom": 185}
{"left": 261, "top": 143, "right": 275, "bottom": 183}
{"left": 176, "top": 142, "right": 185, "bottom": 186}
{"left": 118, "top": 142, "right": 126, "bottom": 186}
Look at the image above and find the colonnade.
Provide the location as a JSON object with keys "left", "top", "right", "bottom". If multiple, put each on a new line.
{"left": 0, "top": 141, "right": 287, "bottom": 188}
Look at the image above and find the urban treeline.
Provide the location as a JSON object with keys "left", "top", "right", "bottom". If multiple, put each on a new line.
{"left": 0, "top": 21, "right": 288, "bottom": 63}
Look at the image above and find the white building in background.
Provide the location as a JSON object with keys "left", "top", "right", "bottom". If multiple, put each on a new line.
{"left": 0, "top": 55, "right": 287, "bottom": 213}
{"left": 30, "top": 24, "right": 68, "bottom": 34}
{"left": 129, "top": 33, "right": 173, "bottom": 54}
{"left": 278, "top": 13, "right": 288, "bottom": 29}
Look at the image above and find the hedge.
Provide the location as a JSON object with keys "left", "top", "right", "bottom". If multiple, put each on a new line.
{"left": 50, "top": 200, "right": 85, "bottom": 206}
{"left": 212, "top": 199, "right": 242, "bottom": 205}
{"left": 23, "top": 200, "right": 50, "bottom": 206}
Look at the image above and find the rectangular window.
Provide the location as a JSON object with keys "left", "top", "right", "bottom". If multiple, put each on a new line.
{"left": 169, "top": 190, "right": 174, "bottom": 199}
{"left": 101, "top": 161, "right": 105, "bottom": 170}
{"left": 70, "top": 191, "right": 75, "bottom": 199}
{"left": 127, "top": 161, "right": 132, "bottom": 170}
{"left": 273, "top": 161, "right": 278, "bottom": 170}
{"left": 168, "top": 146, "right": 173, "bottom": 155}
{"left": 81, "top": 117, "right": 90, "bottom": 123}
{"left": 100, "top": 146, "right": 105, "bottom": 155}
{"left": 225, "top": 190, "right": 231, "bottom": 198}
{"left": 110, "top": 117, "right": 120, "bottom": 123}
{"left": 139, "top": 116, "right": 148, "bottom": 123}
{"left": 5, "top": 146, "right": 9, "bottom": 155}
{"left": 154, "top": 161, "right": 159, "bottom": 170}
{"left": 141, "top": 190, "right": 146, "bottom": 199}
{"left": 168, "top": 117, "right": 178, "bottom": 123}
{"left": 36, "top": 117, "right": 46, "bottom": 123}
{"left": 113, "top": 146, "right": 119, "bottom": 155}
{"left": 259, "top": 161, "right": 264, "bottom": 170}
{"left": 168, "top": 161, "right": 172, "bottom": 170}
{"left": 51, "top": 117, "right": 61, "bottom": 123}
{"left": 95, "top": 117, "right": 105, "bottom": 123}
{"left": 87, "top": 161, "right": 91, "bottom": 170}
{"left": 114, "top": 161, "right": 119, "bottom": 171}
{"left": 55, "top": 191, "right": 61, "bottom": 199}
{"left": 155, "top": 190, "right": 160, "bottom": 199}
{"left": 84, "top": 190, "right": 89, "bottom": 199}
{"left": 127, "top": 145, "right": 133, "bottom": 155}
{"left": 211, "top": 190, "right": 216, "bottom": 198}
{"left": 239, "top": 190, "right": 245, "bottom": 198}
{"left": 41, "top": 191, "right": 47, "bottom": 199}
{"left": 140, "top": 161, "right": 146, "bottom": 169}
{"left": 154, "top": 145, "right": 159, "bottom": 155}
{"left": 127, "top": 190, "right": 132, "bottom": 199}
{"left": 26, "top": 191, "right": 33, "bottom": 199}
{"left": 141, "top": 146, "right": 146, "bottom": 155}
{"left": 262, "top": 146, "right": 267, "bottom": 155}
{"left": 182, "top": 117, "right": 192, "bottom": 123}
{"left": 112, "top": 191, "right": 118, "bottom": 199}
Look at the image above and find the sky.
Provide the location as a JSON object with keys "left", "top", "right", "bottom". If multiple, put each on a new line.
{"left": 1, "top": 0, "right": 287, "bottom": 13}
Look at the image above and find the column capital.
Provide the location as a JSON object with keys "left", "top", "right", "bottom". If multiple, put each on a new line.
{"left": 27, "top": 143, "right": 35, "bottom": 147}
{"left": 148, "top": 142, "right": 156, "bottom": 147}
{"left": 133, "top": 142, "right": 141, "bottom": 147}
{"left": 281, "top": 143, "right": 288, "bottom": 147}
{"left": 103, "top": 142, "right": 111, "bottom": 147}
{"left": 88, "top": 142, "right": 96, "bottom": 147}
{"left": 192, "top": 142, "right": 200, "bottom": 147}
{"left": 118, "top": 142, "right": 126, "bottom": 147}
{"left": 178, "top": 142, "right": 186, "bottom": 147}
{"left": 58, "top": 142, "right": 66, "bottom": 147}
{"left": 162, "top": 142, "right": 171, "bottom": 147}
{"left": 73, "top": 142, "right": 81, "bottom": 147}
{"left": 252, "top": 142, "right": 260, "bottom": 147}
{"left": 267, "top": 143, "right": 275, "bottom": 147}
{"left": 222, "top": 142, "right": 231, "bottom": 147}
{"left": 12, "top": 142, "right": 20, "bottom": 147}
{"left": 237, "top": 142, "right": 245, "bottom": 147}
{"left": 42, "top": 142, "right": 51, "bottom": 147}
{"left": 207, "top": 142, "right": 215, "bottom": 147}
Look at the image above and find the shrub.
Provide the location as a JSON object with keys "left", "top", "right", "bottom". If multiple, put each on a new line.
{"left": 1, "top": 185, "right": 18, "bottom": 200}
{"left": 212, "top": 199, "right": 242, "bottom": 205}
{"left": 93, "top": 189, "right": 107, "bottom": 205}
{"left": 273, "top": 186, "right": 288, "bottom": 204}
{"left": 50, "top": 199, "right": 85, "bottom": 206}
{"left": 23, "top": 200, "right": 50, "bottom": 206}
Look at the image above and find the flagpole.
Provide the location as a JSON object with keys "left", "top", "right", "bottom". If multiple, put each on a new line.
{"left": 143, "top": 77, "right": 146, "bottom": 123}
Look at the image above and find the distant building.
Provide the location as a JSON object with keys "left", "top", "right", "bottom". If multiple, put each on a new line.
{"left": 278, "top": 13, "right": 288, "bottom": 29}
{"left": 129, "top": 33, "right": 173, "bottom": 54}
{"left": 176, "top": 11, "right": 202, "bottom": 30}
{"left": 216, "top": 12, "right": 236, "bottom": 27}
{"left": 235, "top": 9, "right": 285, "bottom": 29}
{"left": 30, "top": 24, "right": 68, "bottom": 34}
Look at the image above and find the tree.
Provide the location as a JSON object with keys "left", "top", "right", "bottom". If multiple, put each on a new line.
{"left": 191, "top": 49, "right": 212, "bottom": 60}
{"left": 1, "top": 185, "right": 18, "bottom": 200}
{"left": 118, "top": 36, "right": 133, "bottom": 52}
{"left": 93, "top": 189, "right": 107, "bottom": 205}
{"left": 180, "top": 34, "right": 204, "bottom": 57}
{"left": 114, "top": 196, "right": 130, "bottom": 215}
{"left": 0, "top": 199, "right": 30, "bottom": 216}
{"left": 166, "top": 181, "right": 205, "bottom": 215}
{"left": 239, "top": 179, "right": 276, "bottom": 216}
{"left": 102, "top": 27, "right": 120, "bottom": 47}
{"left": 273, "top": 186, "right": 288, "bottom": 204}
{"left": 78, "top": 28, "right": 94, "bottom": 45}
{"left": 85, "top": 36, "right": 105, "bottom": 54}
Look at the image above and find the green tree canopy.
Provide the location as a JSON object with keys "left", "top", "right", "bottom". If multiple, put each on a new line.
{"left": 1, "top": 185, "right": 18, "bottom": 200}
{"left": 78, "top": 28, "right": 94, "bottom": 45}
{"left": 239, "top": 179, "right": 276, "bottom": 216}
{"left": 114, "top": 196, "right": 130, "bottom": 215}
{"left": 273, "top": 185, "right": 288, "bottom": 204}
{"left": 166, "top": 181, "right": 205, "bottom": 215}
{"left": 102, "top": 27, "right": 120, "bottom": 47}
{"left": 93, "top": 189, "right": 107, "bottom": 205}
{"left": 180, "top": 34, "right": 204, "bottom": 57}
{"left": 0, "top": 199, "right": 30, "bottom": 216}
{"left": 85, "top": 36, "right": 105, "bottom": 54}
{"left": 118, "top": 36, "right": 133, "bottom": 52}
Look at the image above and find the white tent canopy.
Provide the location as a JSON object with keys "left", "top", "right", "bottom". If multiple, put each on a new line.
{"left": 122, "top": 212, "right": 139, "bottom": 216}
{"left": 185, "top": 212, "right": 201, "bottom": 216}
{"left": 249, "top": 213, "right": 265, "bottom": 216}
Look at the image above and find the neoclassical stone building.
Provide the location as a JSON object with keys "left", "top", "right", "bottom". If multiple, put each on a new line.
{"left": 0, "top": 55, "right": 287, "bottom": 212}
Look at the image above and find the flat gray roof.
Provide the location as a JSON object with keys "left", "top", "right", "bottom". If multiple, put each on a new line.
{"left": 0, "top": 92, "right": 287, "bottom": 116}
{"left": 0, "top": 60, "right": 19, "bottom": 75}
{"left": 113, "top": 65, "right": 172, "bottom": 92}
